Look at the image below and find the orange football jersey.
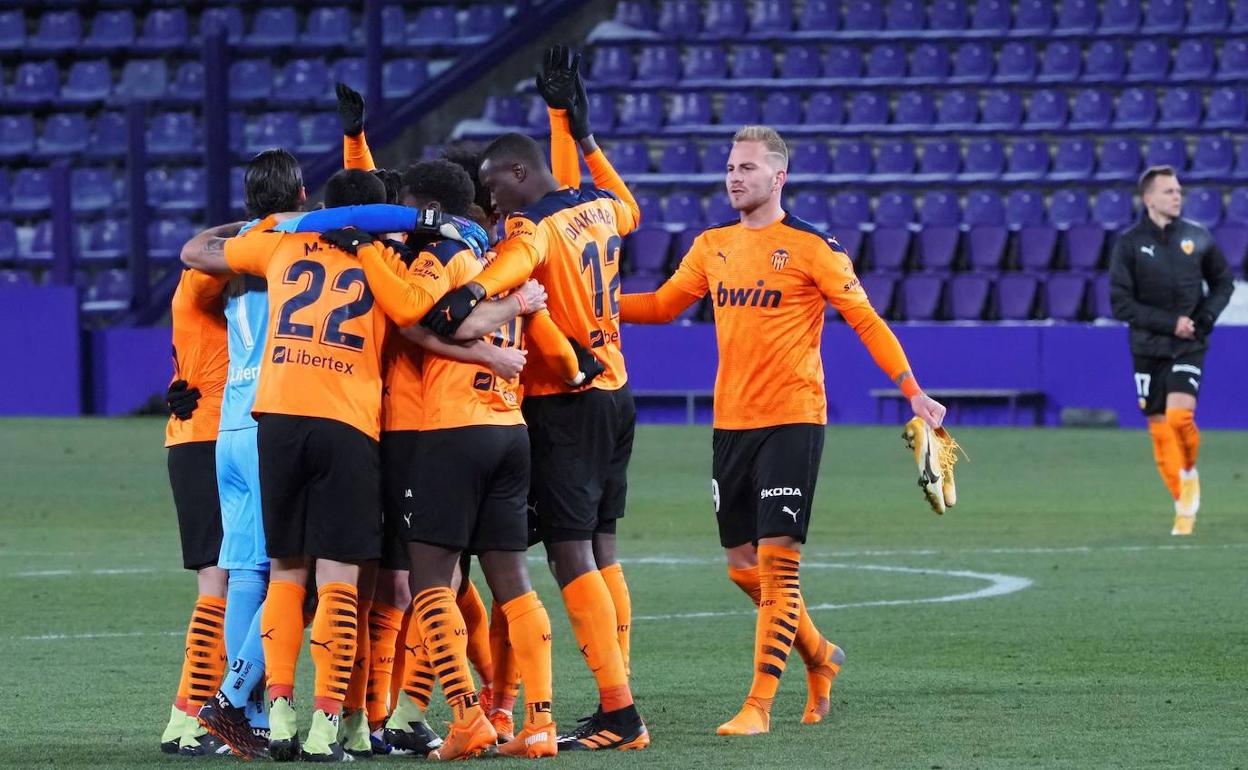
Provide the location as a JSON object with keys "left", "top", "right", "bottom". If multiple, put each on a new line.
{"left": 165, "top": 269, "right": 231, "bottom": 447}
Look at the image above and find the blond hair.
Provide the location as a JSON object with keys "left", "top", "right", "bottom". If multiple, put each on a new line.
{"left": 732, "top": 125, "right": 789, "bottom": 171}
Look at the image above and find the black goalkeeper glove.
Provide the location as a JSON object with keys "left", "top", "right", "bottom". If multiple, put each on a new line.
{"left": 335, "top": 82, "right": 365, "bottom": 137}
{"left": 166, "top": 379, "right": 201, "bottom": 420}
{"left": 567, "top": 337, "right": 605, "bottom": 387}
{"left": 568, "top": 63, "right": 592, "bottom": 140}
{"left": 535, "top": 45, "right": 577, "bottom": 110}
{"left": 320, "top": 228, "right": 376, "bottom": 256}
{"left": 1194, "top": 310, "right": 1216, "bottom": 340}
{"left": 422, "top": 284, "right": 486, "bottom": 338}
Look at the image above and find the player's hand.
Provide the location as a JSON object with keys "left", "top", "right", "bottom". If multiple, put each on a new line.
{"left": 166, "top": 379, "right": 201, "bottom": 420}
{"left": 335, "top": 82, "right": 365, "bottom": 137}
{"left": 1193, "top": 310, "right": 1216, "bottom": 340}
{"left": 910, "top": 392, "right": 946, "bottom": 429}
{"left": 1175, "top": 315, "right": 1197, "bottom": 339}
{"left": 567, "top": 337, "right": 605, "bottom": 387}
{"left": 485, "top": 346, "right": 528, "bottom": 381}
{"left": 536, "top": 45, "right": 579, "bottom": 111}
{"left": 568, "top": 62, "right": 593, "bottom": 140}
{"left": 513, "top": 280, "right": 547, "bottom": 315}
{"left": 320, "top": 227, "right": 376, "bottom": 256}
{"left": 411, "top": 209, "right": 490, "bottom": 259}
{"left": 380, "top": 237, "right": 415, "bottom": 265}
{"left": 422, "top": 284, "right": 485, "bottom": 337}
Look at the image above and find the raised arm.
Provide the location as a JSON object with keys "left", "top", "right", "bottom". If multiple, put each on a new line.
{"left": 336, "top": 82, "right": 376, "bottom": 171}
{"left": 619, "top": 281, "right": 702, "bottom": 324}
{"left": 180, "top": 221, "right": 247, "bottom": 273}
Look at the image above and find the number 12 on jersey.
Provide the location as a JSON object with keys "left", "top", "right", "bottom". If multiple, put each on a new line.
{"left": 581, "top": 235, "right": 621, "bottom": 321}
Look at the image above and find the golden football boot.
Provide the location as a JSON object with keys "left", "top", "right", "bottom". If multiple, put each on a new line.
{"left": 903, "top": 417, "right": 945, "bottom": 514}
{"left": 934, "top": 426, "right": 964, "bottom": 507}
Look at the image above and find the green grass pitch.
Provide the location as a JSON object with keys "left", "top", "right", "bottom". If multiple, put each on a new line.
{"left": 1, "top": 418, "right": 1245, "bottom": 768}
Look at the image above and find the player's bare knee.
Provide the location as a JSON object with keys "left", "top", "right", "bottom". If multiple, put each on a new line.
{"left": 545, "top": 538, "right": 597, "bottom": 587}
{"left": 197, "top": 565, "right": 229, "bottom": 597}
{"left": 407, "top": 541, "right": 461, "bottom": 593}
{"left": 315, "top": 558, "right": 360, "bottom": 587}
{"left": 592, "top": 531, "right": 618, "bottom": 567}
{"left": 478, "top": 551, "right": 533, "bottom": 604}
{"left": 723, "top": 544, "right": 758, "bottom": 570}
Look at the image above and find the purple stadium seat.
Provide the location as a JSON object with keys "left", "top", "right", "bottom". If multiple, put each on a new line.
{"left": 823, "top": 47, "right": 863, "bottom": 79}
{"left": 705, "top": 0, "right": 747, "bottom": 35}
{"left": 621, "top": 275, "right": 663, "bottom": 297}
{"left": 246, "top": 112, "right": 300, "bottom": 154}
{"left": 593, "top": 47, "right": 634, "bottom": 84}
{"left": 1085, "top": 41, "right": 1127, "bottom": 82}
{"left": 971, "top": 0, "right": 1011, "bottom": 31}
{"left": 663, "top": 192, "right": 704, "bottom": 226}
{"left": 833, "top": 141, "right": 872, "bottom": 178}
{"left": 333, "top": 58, "right": 367, "bottom": 94}
{"left": 586, "top": 91, "right": 617, "bottom": 133}
{"left": 633, "top": 193, "right": 663, "bottom": 226}
{"left": 657, "top": 0, "right": 702, "bottom": 36}
{"left": 148, "top": 219, "right": 197, "bottom": 262}
{"left": 609, "top": 140, "right": 650, "bottom": 174}
{"left": 996, "top": 274, "right": 1040, "bottom": 320}
{"left": 1226, "top": 188, "right": 1248, "bottom": 224}
{"left": 918, "top": 140, "right": 961, "bottom": 179}
{"left": 966, "top": 190, "right": 1006, "bottom": 226}
{"left": 751, "top": 0, "right": 795, "bottom": 31}
{"left": 1057, "top": 0, "right": 1097, "bottom": 30}
{"left": 71, "top": 168, "right": 114, "bottom": 212}
{"left": 246, "top": 7, "right": 298, "bottom": 47}
{"left": 684, "top": 45, "right": 727, "bottom": 80}
{"left": 921, "top": 190, "right": 962, "bottom": 226}
{"left": 302, "top": 7, "right": 352, "bottom": 46}
{"left": 845, "top": 0, "right": 886, "bottom": 29}
{"left": 410, "top": 6, "right": 456, "bottom": 41}
{"left": 660, "top": 141, "right": 700, "bottom": 174}
{"left": 1037, "top": 41, "right": 1080, "bottom": 83}
{"left": 0, "top": 10, "right": 25, "bottom": 51}
{"left": 705, "top": 195, "right": 735, "bottom": 223}
{"left": 1217, "top": 39, "right": 1248, "bottom": 80}
{"left": 1114, "top": 87, "right": 1157, "bottom": 128}
{"left": 1051, "top": 138, "right": 1096, "bottom": 180}
{"left": 876, "top": 140, "right": 917, "bottom": 179}
{"left": 966, "top": 192, "right": 1008, "bottom": 271}
{"left": 929, "top": 0, "right": 969, "bottom": 29}
{"left": 1015, "top": 0, "right": 1055, "bottom": 30}
{"left": 918, "top": 215, "right": 960, "bottom": 272}
{"left": 961, "top": 139, "right": 1006, "bottom": 180}
{"left": 876, "top": 191, "right": 916, "bottom": 226}
{"left": 763, "top": 92, "right": 803, "bottom": 125}
{"left": 831, "top": 192, "right": 872, "bottom": 229}
{"left": 37, "top": 112, "right": 90, "bottom": 156}
{"left": 790, "top": 141, "right": 831, "bottom": 174}
{"left": 799, "top": 0, "right": 839, "bottom": 30}
{"left": 1215, "top": 221, "right": 1248, "bottom": 274}
{"left": 937, "top": 90, "right": 978, "bottom": 127}
{"left": 1184, "top": 188, "right": 1223, "bottom": 227}
{"left": 1007, "top": 189, "right": 1050, "bottom": 228}
{"left": 85, "top": 10, "right": 136, "bottom": 49}
{"left": 861, "top": 273, "right": 897, "bottom": 316}
{"left": 1127, "top": 40, "right": 1169, "bottom": 81}
{"left": 161, "top": 168, "right": 206, "bottom": 211}
{"left": 981, "top": 90, "right": 1022, "bottom": 128}
{"left": 996, "top": 42, "right": 1038, "bottom": 83}
{"left": 88, "top": 112, "right": 126, "bottom": 158}
{"left": 0, "top": 221, "right": 19, "bottom": 263}
{"left": 670, "top": 92, "right": 712, "bottom": 125}
{"left": 1093, "top": 189, "right": 1135, "bottom": 229}
{"left": 0, "top": 115, "right": 34, "bottom": 158}
{"left": 894, "top": 91, "right": 935, "bottom": 127}
{"left": 866, "top": 44, "right": 907, "bottom": 81}
{"left": 1206, "top": 87, "right": 1247, "bottom": 128}
{"left": 1089, "top": 272, "right": 1112, "bottom": 318}
{"left": 1172, "top": 40, "right": 1214, "bottom": 81}
{"left": 383, "top": 59, "right": 427, "bottom": 99}
{"left": 619, "top": 93, "right": 664, "bottom": 130}
{"left": 81, "top": 218, "right": 124, "bottom": 262}
{"left": 482, "top": 95, "right": 522, "bottom": 126}
{"left": 1157, "top": 88, "right": 1200, "bottom": 129}
{"left": 22, "top": 221, "right": 55, "bottom": 264}
{"left": 951, "top": 42, "right": 993, "bottom": 83}
{"left": 229, "top": 60, "right": 273, "bottom": 102}
{"left": 30, "top": 10, "right": 81, "bottom": 52}
{"left": 1100, "top": 0, "right": 1142, "bottom": 30}
{"left": 780, "top": 46, "right": 821, "bottom": 79}
{"left": 700, "top": 143, "right": 729, "bottom": 173}
{"left": 902, "top": 274, "right": 944, "bottom": 321}
{"left": 637, "top": 46, "right": 680, "bottom": 82}
{"left": 721, "top": 92, "right": 761, "bottom": 124}
{"left": 909, "top": 44, "right": 951, "bottom": 82}
{"left": 1050, "top": 189, "right": 1091, "bottom": 228}
{"left": 885, "top": 0, "right": 924, "bottom": 29}
{"left": 9, "top": 61, "right": 59, "bottom": 104}
{"left": 1069, "top": 89, "right": 1112, "bottom": 129}
{"left": 1004, "top": 142, "right": 1049, "bottom": 181}
{"left": 1018, "top": 223, "right": 1058, "bottom": 271}
{"left": 623, "top": 228, "right": 672, "bottom": 275}
{"left": 297, "top": 113, "right": 337, "bottom": 153}
{"left": 1143, "top": 0, "right": 1185, "bottom": 30}
{"left": 1046, "top": 274, "right": 1088, "bottom": 320}
{"left": 847, "top": 92, "right": 888, "bottom": 126}
{"left": 1144, "top": 138, "right": 1187, "bottom": 172}
{"left": 198, "top": 6, "right": 245, "bottom": 44}
{"left": 91, "top": 270, "right": 133, "bottom": 306}
{"left": 1189, "top": 0, "right": 1230, "bottom": 30}
{"left": 1026, "top": 89, "right": 1067, "bottom": 128}
{"left": 616, "top": 1, "right": 656, "bottom": 29}
{"left": 137, "top": 8, "right": 189, "bottom": 50}
{"left": 169, "top": 61, "right": 205, "bottom": 102}
{"left": 12, "top": 169, "right": 52, "bottom": 212}
{"left": 791, "top": 192, "right": 831, "bottom": 226}
{"left": 948, "top": 274, "right": 991, "bottom": 320}
{"left": 1064, "top": 228, "right": 1104, "bottom": 272}
{"left": 116, "top": 59, "right": 167, "bottom": 101}
{"left": 461, "top": 4, "right": 507, "bottom": 37}
{"left": 872, "top": 195, "right": 915, "bottom": 273}
{"left": 1189, "top": 136, "right": 1234, "bottom": 179}
{"left": 1097, "top": 138, "right": 1142, "bottom": 181}
{"left": 805, "top": 92, "right": 844, "bottom": 124}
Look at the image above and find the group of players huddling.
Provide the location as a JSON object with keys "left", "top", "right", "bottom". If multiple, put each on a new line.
{"left": 160, "top": 46, "right": 950, "bottom": 762}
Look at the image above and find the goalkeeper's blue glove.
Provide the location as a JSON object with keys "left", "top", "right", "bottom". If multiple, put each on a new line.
{"left": 411, "top": 209, "right": 490, "bottom": 259}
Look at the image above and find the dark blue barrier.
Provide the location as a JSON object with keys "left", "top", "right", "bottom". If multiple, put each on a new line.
{"left": 89, "top": 326, "right": 169, "bottom": 416}
{"left": 0, "top": 287, "right": 81, "bottom": 416}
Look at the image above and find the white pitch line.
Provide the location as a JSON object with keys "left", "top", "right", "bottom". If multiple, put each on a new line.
{"left": 633, "top": 562, "right": 1032, "bottom": 621}
{"left": 10, "top": 567, "right": 170, "bottom": 578}
{"left": 16, "top": 630, "right": 183, "bottom": 641}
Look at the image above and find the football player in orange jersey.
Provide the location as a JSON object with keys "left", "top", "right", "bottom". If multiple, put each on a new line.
{"left": 421, "top": 48, "right": 650, "bottom": 753}
{"left": 620, "top": 126, "right": 948, "bottom": 736}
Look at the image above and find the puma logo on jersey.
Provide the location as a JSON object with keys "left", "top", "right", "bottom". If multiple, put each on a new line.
{"left": 782, "top": 506, "right": 801, "bottom": 522}
{"left": 1141, "top": 245, "right": 1156, "bottom": 257}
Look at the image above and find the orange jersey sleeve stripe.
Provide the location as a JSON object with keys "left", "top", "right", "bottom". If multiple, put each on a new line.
{"left": 344, "top": 131, "right": 376, "bottom": 171}
{"left": 165, "top": 269, "right": 230, "bottom": 446}
{"left": 548, "top": 109, "right": 582, "bottom": 188}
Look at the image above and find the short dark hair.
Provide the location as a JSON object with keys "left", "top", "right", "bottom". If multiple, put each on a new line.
{"left": 372, "top": 168, "right": 402, "bottom": 205}
{"left": 1139, "top": 165, "right": 1177, "bottom": 195}
{"left": 324, "top": 168, "right": 387, "bottom": 208}
{"left": 401, "top": 160, "right": 475, "bottom": 217}
{"left": 441, "top": 143, "right": 493, "bottom": 215}
{"left": 481, "top": 132, "right": 548, "bottom": 171}
{"left": 244, "top": 149, "right": 303, "bottom": 219}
